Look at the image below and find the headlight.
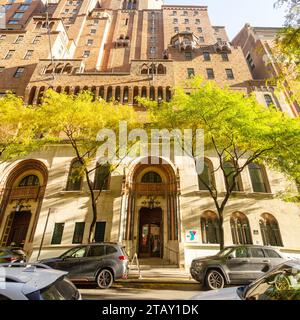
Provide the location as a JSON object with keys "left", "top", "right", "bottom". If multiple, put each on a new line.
{"left": 193, "top": 261, "right": 203, "bottom": 268}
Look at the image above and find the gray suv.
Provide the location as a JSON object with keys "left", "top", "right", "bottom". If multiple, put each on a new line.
{"left": 39, "top": 243, "right": 129, "bottom": 289}
{"left": 190, "top": 245, "right": 286, "bottom": 290}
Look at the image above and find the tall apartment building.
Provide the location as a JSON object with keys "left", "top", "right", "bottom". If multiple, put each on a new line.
{"left": 232, "top": 23, "right": 300, "bottom": 117}
{"left": 0, "top": 0, "right": 299, "bottom": 268}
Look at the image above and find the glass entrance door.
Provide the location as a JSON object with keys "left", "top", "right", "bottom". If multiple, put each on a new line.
{"left": 139, "top": 208, "right": 162, "bottom": 258}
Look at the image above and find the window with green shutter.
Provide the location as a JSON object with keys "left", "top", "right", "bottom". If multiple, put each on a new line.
{"left": 94, "top": 164, "right": 110, "bottom": 191}
{"left": 72, "top": 222, "right": 85, "bottom": 244}
{"left": 51, "top": 223, "right": 65, "bottom": 245}
{"left": 94, "top": 222, "right": 106, "bottom": 242}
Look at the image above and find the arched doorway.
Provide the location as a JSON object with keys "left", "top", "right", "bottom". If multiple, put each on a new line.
{"left": 122, "top": 157, "right": 180, "bottom": 264}
{"left": 0, "top": 160, "right": 48, "bottom": 251}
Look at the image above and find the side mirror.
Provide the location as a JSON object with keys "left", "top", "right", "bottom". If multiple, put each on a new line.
{"left": 236, "top": 286, "right": 247, "bottom": 300}
{"left": 227, "top": 253, "right": 234, "bottom": 260}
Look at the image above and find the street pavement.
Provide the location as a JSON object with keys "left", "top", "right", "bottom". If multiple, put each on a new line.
{"left": 79, "top": 286, "right": 201, "bottom": 300}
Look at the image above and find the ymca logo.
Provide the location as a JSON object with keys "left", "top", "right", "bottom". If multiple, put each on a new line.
{"left": 186, "top": 230, "right": 198, "bottom": 242}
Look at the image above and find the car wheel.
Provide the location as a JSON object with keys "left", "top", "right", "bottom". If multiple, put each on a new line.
{"left": 205, "top": 269, "right": 225, "bottom": 290}
{"left": 96, "top": 269, "right": 114, "bottom": 289}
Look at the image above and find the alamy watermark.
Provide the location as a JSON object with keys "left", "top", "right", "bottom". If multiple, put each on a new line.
{"left": 96, "top": 121, "right": 205, "bottom": 174}
{"left": 0, "top": 6, "right": 6, "bottom": 30}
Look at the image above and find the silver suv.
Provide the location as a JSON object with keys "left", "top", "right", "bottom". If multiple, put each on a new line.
{"left": 190, "top": 245, "right": 287, "bottom": 290}
{"left": 39, "top": 243, "right": 129, "bottom": 289}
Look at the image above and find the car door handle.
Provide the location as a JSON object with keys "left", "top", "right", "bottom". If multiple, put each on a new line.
{"left": 241, "top": 259, "right": 250, "bottom": 263}
{"left": 263, "top": 260, "right": 270, "bottom": 263}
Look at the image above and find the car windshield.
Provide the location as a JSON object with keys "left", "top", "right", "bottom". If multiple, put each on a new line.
{"left": 216, "top": 247, "right": 234, "bottom": 257}
{"left": 245, "top": 264, "right": 300, "bottom": 300}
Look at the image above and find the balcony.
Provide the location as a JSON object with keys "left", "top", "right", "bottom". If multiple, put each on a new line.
{"left": 214, "top": 41, "right": 231, "bottom": 53}
{"left": 10, "top": 187, "right": 40, "bottom": 200}
{"left": 115, "top": 39, "right": 130, "bottom": 48}
{"left": 170, "top": 32, "right": 199, "bottom": 51}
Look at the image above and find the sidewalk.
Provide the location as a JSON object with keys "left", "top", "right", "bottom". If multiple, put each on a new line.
{"left": 113, "top": 262, "right": 202, "bottom": 290}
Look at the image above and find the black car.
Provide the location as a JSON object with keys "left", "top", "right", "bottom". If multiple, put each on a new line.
{"left": 190, "top": 245, "right": 286, "bottom": 290}
{"left": 0, "top": 247, "right": 26, "bottom": 264}
{"left": 39, "top": 243, "right": 129, "bottom": 289}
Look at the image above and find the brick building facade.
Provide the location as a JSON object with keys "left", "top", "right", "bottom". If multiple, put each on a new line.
{"left": 0, "top": 0, "right": 299, "bottom": 268}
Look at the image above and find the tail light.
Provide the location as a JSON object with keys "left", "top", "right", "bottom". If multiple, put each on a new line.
{"left": 118, "top": 255, "right": 127, "bottom": 261}
{"left": 5, "top": 257, "right": 18, "bottom": 263}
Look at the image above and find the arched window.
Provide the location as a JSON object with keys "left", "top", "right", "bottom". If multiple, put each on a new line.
{"left": 66, "top": 160, "right": 83, "bottom": 191}
{"left": 157, "top": 64, "right": 165, "bottom": 74}
{"left": 74, "top": 86, "right": 80, "bottom": 95}
{"left": 201, "top": 211, "right": 220, "bottom": 244}
{"left": 166, "top": 87, "right": 172, "bottom": 102}
{"left": 28, "top": 86, "right": 37, "bottom": 105}
{"left": 141, "top": 172, "right": 162, "bottom": 183}
{"left": 63, "top": 64, "right": 72, "bottom": 74}
{"left": 141, "top": 65, "right": 148, "bottom": 74}
{"left": 141, "top": 86, "right": 147, "bottom": 98}
{"left": 264, "top": 94, "right": 274, "bottom": 107}
{"left": 48, "top": 22, "right": 55, "bottom": 30}
{"left": 106, "top": 86, "right": 112, "bottom": 102}
{"left": 54, "top": 63, "right": 64, "bottom": 74}
{"left": 94, "top": 163, "right": 110, "bottom": 191}
{"left": 35, "top": 21, "right": 42, "bottom": 30}
{"left": 45, "top": 64, "right": 54, "bottom": 74}
{"left": 157, "top": 87, "right": 163, "bottom": 102}
{"left": 223, "top": 161, "right": 242, "bottom": 191}
{"left": 56, "top": 86, "right": 62, "bottom": 93}
{"left": 123, "top": 86, "right": 129, "bottom": 103}
{"left": 115, "top": 86, "right": 121, "bottom": 102}
{"left": 19, "top": 175, "right": 39, "bottom": 187}
{"left": 260, "top": 213, "right": 283, "bottom": 247}
{"left": 133, "top": 86, "right": 139, "bottom": 105}
{"left": 64, "top": 86, "right": 70, "bottom": 94}
{"left": 198, "top": 159, "right": 214, "bottom": 191}
{"left": 149, "top": 64, "right": 156, "bottom": 75}
{"left": 91, "top": 86, "right": 97, "bottom": 101}
{"left": 150, "top": 86, "right": 155, "bottom": 101}
{"left": 37, "top": 86, "right": 45, "bottom": 105}
{"left": 230, "top": 212, "right": 252, "bottom": 245}
{"left": 99, "top": 86, "right": 104, "bottom": 99}
{"left": 249, "top": 163, "right": 270, "bottom": 193}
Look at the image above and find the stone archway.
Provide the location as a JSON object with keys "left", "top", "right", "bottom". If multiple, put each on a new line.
{"left": 0, "top": 160, "right": 48, "bottom": 251}
{"left": 121, "top": 157, "right": 180, "bottom": 264}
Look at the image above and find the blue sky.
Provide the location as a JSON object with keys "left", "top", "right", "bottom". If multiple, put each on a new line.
{"left": 164, "top": 0, "right": 287, "bottom": 39}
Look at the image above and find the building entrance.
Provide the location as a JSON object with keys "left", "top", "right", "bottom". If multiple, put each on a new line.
{"left": 139, "top": 207, "right": 162, "bottom": 258}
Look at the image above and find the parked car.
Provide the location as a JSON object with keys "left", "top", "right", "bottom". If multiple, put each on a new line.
{"left": 0, "top": 263, "right": 81, "bottom": 300}
{"left": 0, "top": 247, "right": 26, "bottom": 264}
{"left": 38, "top": 243, "right": 129, "bottom": 289}
{"left": 190, "top": 245, "right": 287, "bottom": 290}
{"left": 192, "top": 260, "right": 300, "bottom": 300}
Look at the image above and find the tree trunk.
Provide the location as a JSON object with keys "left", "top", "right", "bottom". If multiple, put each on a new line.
{"left": 218, "top": 212, "right": 225, "bottom": 250}
{"left": 88, "top": 197, "right": 98, "bottom": 243}
{"left": 85, "top": 170, "right": 98, "bottom": 243}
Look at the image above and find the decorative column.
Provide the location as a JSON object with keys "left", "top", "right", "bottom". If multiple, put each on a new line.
{"left": 128, "top": 87, "right": 133, "bottom": 105}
